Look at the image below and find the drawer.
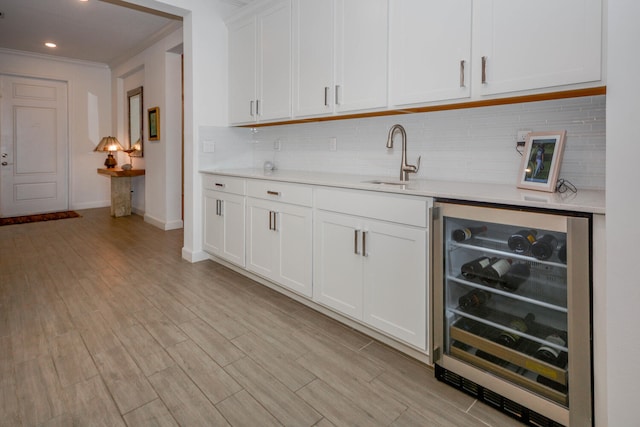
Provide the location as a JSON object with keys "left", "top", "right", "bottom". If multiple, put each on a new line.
{"left": 202, "top": 174, "right": 246, "bottom": 194}
{"left": 315, "top": 187, "right": 431, "bottom": 228}
{"left": 247, "top": 179, "right": 313, "bottom": 207}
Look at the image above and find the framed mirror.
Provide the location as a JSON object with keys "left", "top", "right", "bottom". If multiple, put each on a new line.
{"left": 127, "top": 86, "right": 143, "bottom": 157}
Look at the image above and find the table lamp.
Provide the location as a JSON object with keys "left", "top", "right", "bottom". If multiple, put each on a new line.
{"left": 94, "top": 136, "right": 124, "bottom": 168}
{"left": 122, "top": 139, "right": 142, "bottom": 170}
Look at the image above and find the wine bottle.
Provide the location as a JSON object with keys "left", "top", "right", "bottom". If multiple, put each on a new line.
{"left": 535, "top": 331, "right": 568, "bottom": 367}
{"left": 499, "top": 262, "right": 531, "bottom": 292}
{"left": 475, "top": 349, "right": 508, "bottom": 367}
{"left": 452, "top": 225, "right": 488, "bottom": 242}
{"left": 531, "top": 234, "right": 558, "bottom": 260}
{"left": 460, "top": 256, "right": 493, "bottom": 280}
{"left": 479, "top": 258, "right": 512, "bottom": 287}
{"left": 558, "top": 241, "right": 567, "bottom": 264}
{"left": 507, "top": 229, "right": 538, "bottom": 254}
{"left": 458, "top": 289, "right": 491, "bottom": 311}
{"left": 496, "top": 313, "right": 535, "bottom": 348}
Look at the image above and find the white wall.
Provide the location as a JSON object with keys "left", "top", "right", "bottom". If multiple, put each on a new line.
{"left": 605, "top": 1, "right": 639, "bottom": 425}
{"left": 111, "top": 28, "right": 184, "bottom": 230}
{"left": 122, "top": 0, "right": 233, "bottom": 260}
{"left": 0, "top": 49, "right": 112, "bottom": 210}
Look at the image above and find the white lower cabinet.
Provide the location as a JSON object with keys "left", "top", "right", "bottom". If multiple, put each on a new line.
{"left": 314, "top": 202, "right": 428, "bottom": 350}
{"left": 246, "top": 195, "right": 313, "bottom": 298}
{"left": 203, "top": 189, "right": 246, "bottom": 267}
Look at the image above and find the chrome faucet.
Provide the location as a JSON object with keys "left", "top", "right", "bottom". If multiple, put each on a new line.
{"left": 386, "top": 124, "right": 421, "bottom": 182}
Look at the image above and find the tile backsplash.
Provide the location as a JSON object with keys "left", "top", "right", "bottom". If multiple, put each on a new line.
{"left": 200, "top": 95, "right": 605, "bottom": 190}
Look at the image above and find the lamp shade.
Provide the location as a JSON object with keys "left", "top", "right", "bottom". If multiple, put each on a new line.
{"left": 94, "top": 136, "right": 124, "bottom": 153}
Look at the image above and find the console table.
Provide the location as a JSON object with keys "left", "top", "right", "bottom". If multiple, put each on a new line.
{"left": 97, "top": 168, "right": 145, "bottom": 217}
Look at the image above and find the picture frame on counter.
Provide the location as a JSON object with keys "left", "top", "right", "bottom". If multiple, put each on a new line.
{"left": 517, "top": 130, "right": 567, "bottom": 192}
{"left": 148, "top": 106, "right": 160, "bottom": 141}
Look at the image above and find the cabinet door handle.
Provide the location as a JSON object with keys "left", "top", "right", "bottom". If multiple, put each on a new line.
{"left": 269, "top": 211, "right": 273, "bottom": 230}
{"left": 250, "top": 100, "right": 254, "bottom": 117}
{"left": 354, "top": 229, "right": 360, "bottom": 255}
{"left": 219, "top": 200, "right": 223, "bottom": 216}
{"left": 362, "top": 230, "right": 368, "bottom": 257}
{"left": 272, "top": 211, "right": 277, "bottom": 231}
{"left": 459, "top": 60, "right": 465, "bottom": 88}
{"left": 324, "top": 86, "right": 329, "bottom": 107}
{"left": 335, "top": 85, "right": 340, "bottom": 105}
{"left": 267, "top": 190, "right": 280, "bottom": 196}
{"left": 256, "top": 99, "right": 260, "bottom": 116}
{"left": 215, "top": 199, "right": 220, "bottom": 216}
{"left": 481, "top": 56, "right": 487, "bottom": 84}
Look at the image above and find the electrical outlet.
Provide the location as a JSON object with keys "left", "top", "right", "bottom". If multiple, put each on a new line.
{"left": 329, "top": 137, "right": 337, "bottom": 152}
{"left": 203, "top": 140, "right": 215, "bottom": 153}
{"left": 274, "top": 139, "right": 281, "bottom": 151}
{"left": 516, "top": 130, "right": 531, "bottom": 147}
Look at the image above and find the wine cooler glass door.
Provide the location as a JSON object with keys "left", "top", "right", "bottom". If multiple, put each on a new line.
{"left": 431, "top": 202, "right": 591, "bottom": 426}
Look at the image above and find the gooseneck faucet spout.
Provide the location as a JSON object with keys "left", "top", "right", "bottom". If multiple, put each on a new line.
{"left": 386, "top": 124, "right": 421, "bottom": 182}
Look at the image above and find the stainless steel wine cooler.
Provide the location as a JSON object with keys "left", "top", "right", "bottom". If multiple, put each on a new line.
{"left": 431, "top": 201, "right": 592, "bottom": 427}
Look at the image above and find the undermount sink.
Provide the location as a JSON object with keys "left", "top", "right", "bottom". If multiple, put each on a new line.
{"left": 362, "top": 179, "right": 408, "bottom": 186}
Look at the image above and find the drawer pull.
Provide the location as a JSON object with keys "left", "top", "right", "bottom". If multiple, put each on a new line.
{"left": 267, "top": 190, "right": 280, "bottom": 196}
{"left": 215, "top": 183, "right": 225, "bottom": 188}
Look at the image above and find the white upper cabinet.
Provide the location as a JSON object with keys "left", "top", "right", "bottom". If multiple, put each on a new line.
{"left": 228, "top": 0, "right": 291, "bottom": 124}
{"left": 473, "top": 0, "right": 602, "bottom": 96}
{"left": 228, "top": 17, "right": 256, "bottom": 124}
{"left": 389, "top": 0, "right": 472, "bottom": 107}
{"left": 293, "top": 0, "right": 388, "bottom": 118}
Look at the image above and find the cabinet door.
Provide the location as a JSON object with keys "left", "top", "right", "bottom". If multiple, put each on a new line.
{"left": 257, "top": 1, "right": 292, "bottom": 122}
{"left": 203, "top": 190, "right": 223, "bottom": 255}
{"left": 246, "top": 199, "right": 278, "bottom": 279}
{"left": 228, "top": 17, "right": 257, "bottom": 124}
{"left": 292, "top": 0, "right": 334, "bottom": 117}
{"left": 335, "top": 0, "right": 388, "bottom": 112}
{"left": 276, "top": 203, "right": 313, "bottom": 297}
{"left": 389, "top": 0, "right": 472, "bottom": 106}
{"left": 203, "top": 190, "right": 246, "bottom": 267}
{"left": 363, "top": 221, "right": 427, "bottom": 349}
{"left": 314, "top": 210, "right": 364, "bottom": 319}
{"left": 474, "top": 0, "right": 602, "bottom": 95}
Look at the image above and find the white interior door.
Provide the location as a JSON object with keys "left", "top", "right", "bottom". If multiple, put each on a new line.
{"left": 0, "top": 75, "right": 69, "bottom": 217}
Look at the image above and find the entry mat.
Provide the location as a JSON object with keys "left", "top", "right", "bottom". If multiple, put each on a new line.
{"left": 0, "top": 211, "right": 81, "bottom": 226}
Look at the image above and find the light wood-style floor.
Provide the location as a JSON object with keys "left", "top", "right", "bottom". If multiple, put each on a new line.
{"left": 0, "top": 208, "right": 523, "bottom": 427}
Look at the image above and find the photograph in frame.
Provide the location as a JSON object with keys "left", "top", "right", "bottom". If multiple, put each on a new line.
{"left": 517, "top": 130, "right": 567, "bottom": 192}
{"left": 148, "top": 107, "right": 160, "bottom": 141}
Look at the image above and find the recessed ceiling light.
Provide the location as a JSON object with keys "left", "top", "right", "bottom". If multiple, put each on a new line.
{"left": 45, "top": 42, "right": 57, "bottom": 48}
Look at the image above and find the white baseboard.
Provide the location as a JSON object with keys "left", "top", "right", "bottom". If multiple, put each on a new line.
{"left": 70, "top": 200, "right": 110, "bottom": 210}
{"left": 143, "top": 213, "right": 183, "bottom": 230}
{"left": 182, "top": 247, "right": 209, "bottom": 263}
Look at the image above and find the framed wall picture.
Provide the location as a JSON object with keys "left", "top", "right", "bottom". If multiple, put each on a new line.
{"left": 517, "top": 130, "right": 567, "bottom": 192}
{"left": 148, "top": 106, "right": 160, "bottom": 141}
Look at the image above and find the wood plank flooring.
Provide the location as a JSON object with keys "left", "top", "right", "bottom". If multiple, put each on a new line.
{"left": 0, "top": 208, "right": 523, "bottom": 426}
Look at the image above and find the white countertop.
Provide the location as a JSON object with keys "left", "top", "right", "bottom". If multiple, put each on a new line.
{"left": 200, "top": 168, "right": 605, "bottom": 214}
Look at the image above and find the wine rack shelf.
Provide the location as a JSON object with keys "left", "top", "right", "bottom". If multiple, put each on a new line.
{"left": 450, "top": 346, "right": 567, "bottom": 406}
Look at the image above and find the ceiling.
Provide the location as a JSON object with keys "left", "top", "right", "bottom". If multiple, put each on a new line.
{"left": 0, "top": 0, "right": 186, "bottom": 65}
